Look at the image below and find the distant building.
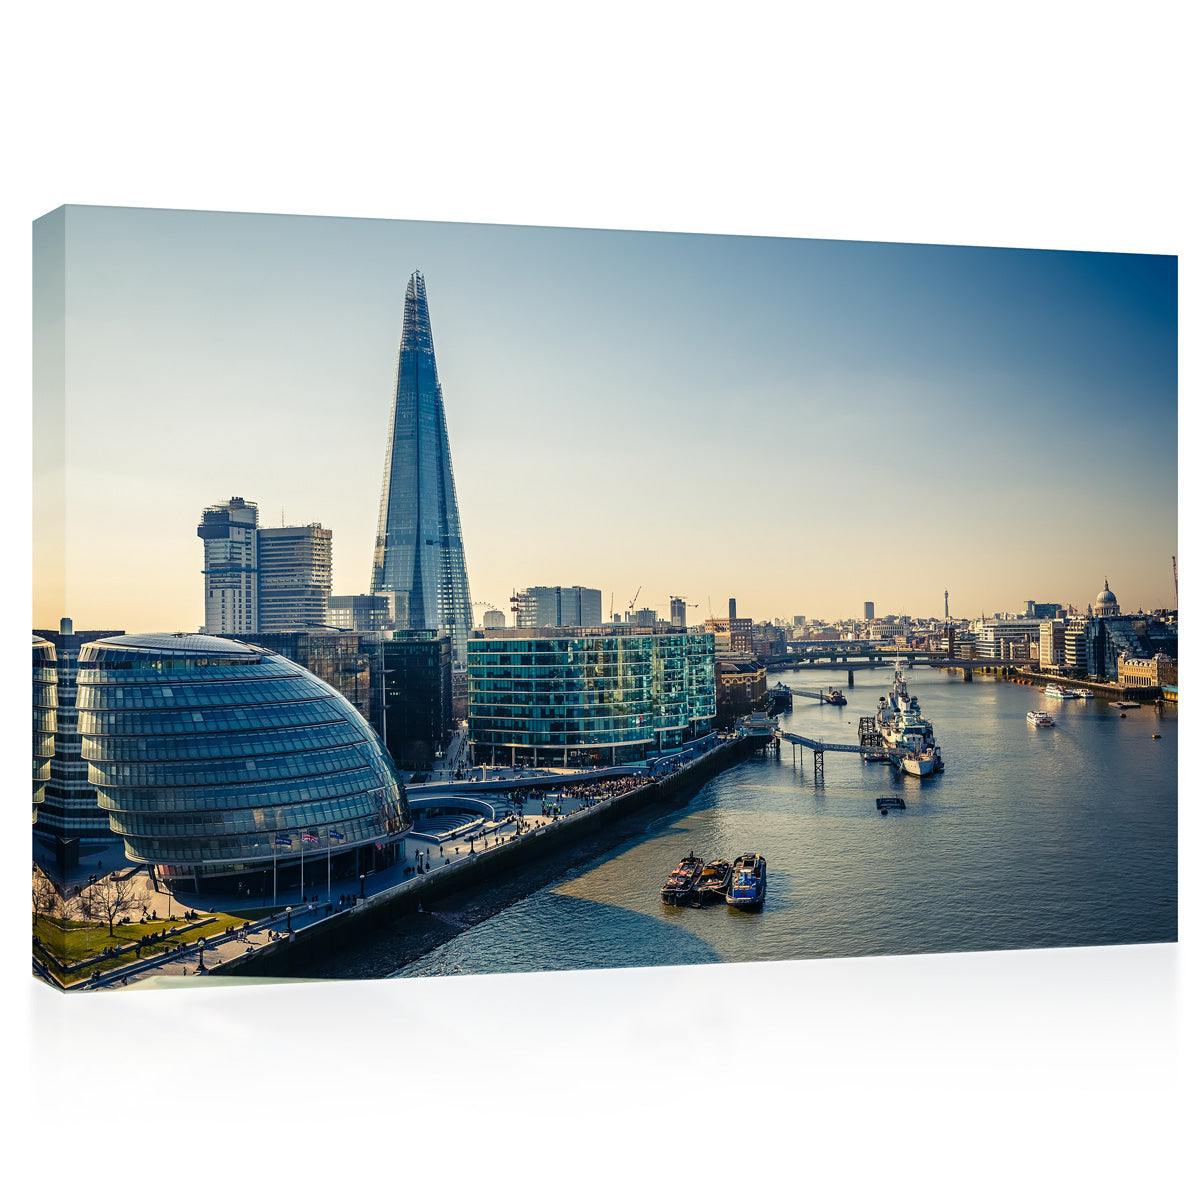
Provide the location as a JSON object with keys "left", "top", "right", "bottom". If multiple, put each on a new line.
{"left": 670, "top": 597, "right": 688, "bottom": 629}
{"left": 1025, "top": 600, "right": 1063, "bottom": 620}
{"left": 975, "top": 618, "right": 1041, "bottom": 661}
{"left": 256, "top": 524, "right": 332, "bottom": 631}
{"left": 329, "top": 594, "right": 392, "bottom": 632}
{"left": 370, "top": 271, "right": 473, "bottom": 666}
{"left": 249, "top": 629, "right": 375, "bottom": 725}
{"left": 512, "top": 586, "right": 603, "bottom": 628}
{"left": 33, "top": 617, "right": 125, "bottom": 857}
{"left": 704, "top": 616, "right": 754, "bottom": 653}
{"left": 198, "top": 497, "right": 259, "bottom": 635}
{"left": 481, "top": 609, "right": 506, "bottom": 629}
{"left": 715, "top": 660, "right": 767, "bottom": 718}
{"left": 1038, "top": 619, "right": 1066, "bottom": 671}
{"left": 864, "top": 601, "right": 874, "bottom": 621}
{"left": 1094, "top": 579, "right": 1120, "bottom": 619}
{"left": 379, "top": 632, "right": 454, "bottom": 770}
{"left": 32, "top": 637, "right": 57, "bottom": 824}
{"left": 1118, "top": 653, "right": 1176, "bottom": 689}
{"left": 198, "top": 497, "right": 333, "bottom": 633}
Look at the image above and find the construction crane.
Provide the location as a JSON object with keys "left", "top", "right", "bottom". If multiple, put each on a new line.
{"left": 625, "top": 585, "right": 642, "bottom": 620}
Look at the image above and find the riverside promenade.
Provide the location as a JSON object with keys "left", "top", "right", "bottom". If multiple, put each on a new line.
{"left": 44, "top": 732, "right": 759, "bottom": 989}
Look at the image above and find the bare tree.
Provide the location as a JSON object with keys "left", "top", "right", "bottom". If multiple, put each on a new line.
{"left": 85, "top": 873, "right": 141, "bottom": 937}
{"left": 32, "top": 871, "right": 60, "bottom": 920}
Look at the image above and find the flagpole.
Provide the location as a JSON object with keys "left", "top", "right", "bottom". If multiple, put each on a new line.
{"left": 273, "top": 841, "right": 278, "bottom": 907}
{"left": 327, "top": 836, "right": 331, "bottom": 907}
{"left": 300, "top": 840, "right": 305, "bottom": 899}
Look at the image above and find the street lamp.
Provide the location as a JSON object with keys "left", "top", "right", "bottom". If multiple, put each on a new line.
{"left": 197, "top": 936, "right": 206, "bottom": 973}
{"left": 359, "top": 873, "right": 366, "bottom": 900}
{"left": 285, "top": 906, "right": 292, "bottom": 933}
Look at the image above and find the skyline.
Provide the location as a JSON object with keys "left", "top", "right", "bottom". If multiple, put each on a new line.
{"left": 32, "top": 205, "right": 1178, "bottom": 633}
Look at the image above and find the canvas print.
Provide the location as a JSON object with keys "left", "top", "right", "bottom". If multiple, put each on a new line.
{"left": 31, "top": 206, "right": 1178, "bottom": 990}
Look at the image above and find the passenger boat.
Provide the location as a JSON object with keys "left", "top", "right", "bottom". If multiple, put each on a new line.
{"left": 823, "top": 689, "right": 847, "bottom": 705}
{"left": 1044, "top": 684, "right": 1073, "bottom": 699}
{"left": 695, "top": 859, "right": 733, "bottom": 902}
{"left": 1027, "top": 710, "right": 1055, "bottom": 726}
{"left": 660, "top": 853, "right": 705, "bottom": 906}
{"left": 1073, "top": 688, "right": 1094, "bottom": 698}
{"left": 726, "top": 853, "right": 767, "bottom": 910}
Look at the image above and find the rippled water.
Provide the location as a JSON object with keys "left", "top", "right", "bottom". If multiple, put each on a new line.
{"left": 392, "top": 668, "right": 1177, "bottom": 977}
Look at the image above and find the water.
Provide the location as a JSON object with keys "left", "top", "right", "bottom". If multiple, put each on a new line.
{"left": 391, "top": 668, "right": 1177, "bottom": 977}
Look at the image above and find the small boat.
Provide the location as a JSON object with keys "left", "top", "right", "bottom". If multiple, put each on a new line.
{"left": 695, "top": 859, "right": 733, "bottom": 902}
{"left": 875, "top": 796, "right": 906, "bottom": 811}
{"left": 1112, "top": 701, "right": 1140, "bottom": 710}
{"left": 1027, "top": 710, "right": 1055, "bottom": 727}
{"left": 661, "top": 853, "right": 705, "bottom": 906}
{"left": 726, "top": 853, "right": 767, "bottom": 910}
{"left": 1044, "top": 684, "right": 1073, "bottom": 699}
{"left": 862, "top": 749, "right": 889, "bottom": 762}
{"left": 823, "top": 689, "right": 847, "bottom": 705}
{"left": 1073, "top": 688, "right": 1094, "bottom": 698}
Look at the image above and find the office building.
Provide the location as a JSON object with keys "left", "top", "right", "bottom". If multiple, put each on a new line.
{"left": 467, "top": 627, "right": 715, "bottom": 768}
{"left": 33, "top": 636, "right": 57, "bottom": 823}
{"left": 670, "top": 597, "right": 688, "bottom": 629}
{"left": 512, "top": 586, "right": 602, "bottom": 629}
{"left": 256, "top": 524, "right": 332, "bottom": 631}
{"left": 379, "top": 631, "right": 454, "bottom": 770}
{"left": 249, "top": 629, "right": 376, "bottom": 725}
{"left": 370, "top": 271, "right": 473, "bottom": 666}
{"left": 33, "top": 618, "right": 125, "bottom": 855}
{"left": 864, "top": 601, "right": 874, "bottom": 621}
{"left": 1038, "top": 619, "right": 1066, "bottom": 671}
{"left": 76, "top": 633, "right": 409, "bottom": 894}
{"left": 198, "top": 497, "right": 258, "bottom": 635}
{"left": 199, "top": 498, "right": 333, "bottom": 633}
{"left": 481, "top": 609, "right": 506, "bottom": 629}
{"left": 329, "top": 593, "right": 392, "bottom": 632}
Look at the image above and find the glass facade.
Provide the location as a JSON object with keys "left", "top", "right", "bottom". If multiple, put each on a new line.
{"left": 32, "top": 636, "right": 57, "bottom": 822}
{"left": 467, "top": 629, "right": 715, "bottom": 768}
{"left": 370, "top": 271, "right": 473, "bottom": 666}
{"left": 75, "top": 633, "right": 409, "bottom": 892}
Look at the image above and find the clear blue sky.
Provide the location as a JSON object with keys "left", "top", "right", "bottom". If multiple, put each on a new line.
{"left": 34, "top": 204, "right": 1178, "bottom": 631}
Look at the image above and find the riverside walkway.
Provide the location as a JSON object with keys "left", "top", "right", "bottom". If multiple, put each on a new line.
{"left": 43, "top": 738, "right": 748, "bottom": 990}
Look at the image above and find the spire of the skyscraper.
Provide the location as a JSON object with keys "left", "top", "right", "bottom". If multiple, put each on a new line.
{"left": 371, "top": 272, "right": 473, "bottom": 665}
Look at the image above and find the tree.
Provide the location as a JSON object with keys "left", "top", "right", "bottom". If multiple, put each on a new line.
{"left": 32, "top": 871, "right": 60, "bottom": 920}
{"left": 84, "top": 873, "right": 140, "bottom": 937}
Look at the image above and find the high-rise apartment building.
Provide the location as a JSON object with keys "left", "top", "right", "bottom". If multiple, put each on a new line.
{"left": 670, "top": 597, "right": 688, "bottom": 628}
{"left": 370, "top": 271, "right": 473, "bottom": 666}
{"left": 513, "top": 586, "right": 602, "bottom": 628}
{"left": 199, "top": 498, "right": 332, "bottom": 632}
{"left": 256, "top": 524, "right": 333, "bottom": 631}
{"left": 481, "top": 609, "right": 506, "bottom": 629}
{"left": 198, "top": 497, "right": 258, "bottom": 635}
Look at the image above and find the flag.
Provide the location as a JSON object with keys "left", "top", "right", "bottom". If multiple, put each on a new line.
{"left": 302, "top": 831, "right": 319, "bottom": 845}
{"left": 328, "top": 830, "right": 345, "bottom": 841}
{"left": 274, "top": 835, "right": 292, "bottom": 847}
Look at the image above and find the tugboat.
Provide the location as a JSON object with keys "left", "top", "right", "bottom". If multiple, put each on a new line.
{"left": 695, "top": 859, "right": 733, "bottom": 903}
{"left": 726, "top": 853, "right": 767, "bottom": 910}
{"left": 661, "top": 853, "right": 705, "bottom": 906}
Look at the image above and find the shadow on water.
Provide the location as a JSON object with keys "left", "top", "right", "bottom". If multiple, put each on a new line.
{"left": 394, "top": 892, "right": 723, "bottom": 977}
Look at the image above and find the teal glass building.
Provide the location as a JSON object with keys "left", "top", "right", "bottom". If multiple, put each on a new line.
{"left": 467, "top": 628, "right": 716, "bottom": 769}
{"left": 370, "top": 271, "right": 473, "bottom": 666}
{"left": 76, "top": 634, "right": 409, "bottom": 894}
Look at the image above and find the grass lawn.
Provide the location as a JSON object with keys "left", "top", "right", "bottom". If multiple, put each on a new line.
{"left": 33, "top": 911, "right": 249, "bottom": 986}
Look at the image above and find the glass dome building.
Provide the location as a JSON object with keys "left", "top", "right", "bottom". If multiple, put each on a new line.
{"left": 32, "top": 636, "right": 58, "bottom": 823}
{"left": 76, "top": 633, "right": 409, "bottom": 894}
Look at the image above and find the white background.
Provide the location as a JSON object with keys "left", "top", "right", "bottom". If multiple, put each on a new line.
{"left": 5, "top": 3, "right": 1194, "bottom": 1194}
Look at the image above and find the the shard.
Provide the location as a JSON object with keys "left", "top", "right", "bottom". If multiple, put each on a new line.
{"left": 371, "top": 271, "right": 473, "bottom": 665}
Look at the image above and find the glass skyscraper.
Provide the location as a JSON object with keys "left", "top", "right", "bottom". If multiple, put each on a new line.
{"left": 371, "top": 271, "right": 473, "bottom": 665}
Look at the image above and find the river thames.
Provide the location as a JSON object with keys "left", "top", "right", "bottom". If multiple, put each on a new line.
{"left": 388, "top": 666, "right": 1176, "bottom": 978}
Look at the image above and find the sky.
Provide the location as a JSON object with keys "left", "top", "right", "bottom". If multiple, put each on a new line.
{"left": 33, "top": 204, "right": 1178, "bottom": 633}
